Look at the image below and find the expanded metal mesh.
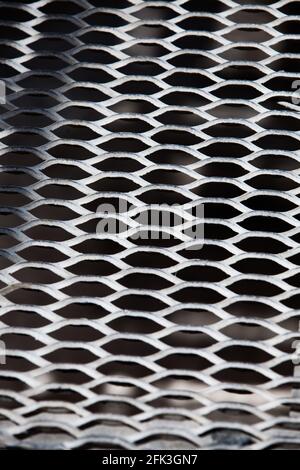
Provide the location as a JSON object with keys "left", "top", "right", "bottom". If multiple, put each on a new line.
{"left": 0, "top": 0, "right": 299, "bottom": 450}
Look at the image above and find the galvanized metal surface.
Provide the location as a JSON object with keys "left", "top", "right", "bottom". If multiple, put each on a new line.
{"left": 0, "top": 0, "right": 299, "bottom": 449}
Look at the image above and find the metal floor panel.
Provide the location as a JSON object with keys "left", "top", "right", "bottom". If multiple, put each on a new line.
{"left": 0, "top": 0, "right": 299, "bottom": 449}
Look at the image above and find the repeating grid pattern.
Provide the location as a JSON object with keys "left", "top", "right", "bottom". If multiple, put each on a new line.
{"left": 0, "top": 0, "right": 299, "bottom": 450}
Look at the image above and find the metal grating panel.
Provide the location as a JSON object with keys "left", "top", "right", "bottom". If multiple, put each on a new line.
{"left": 0, "top": 0, "right": 299, "bottom": 450}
